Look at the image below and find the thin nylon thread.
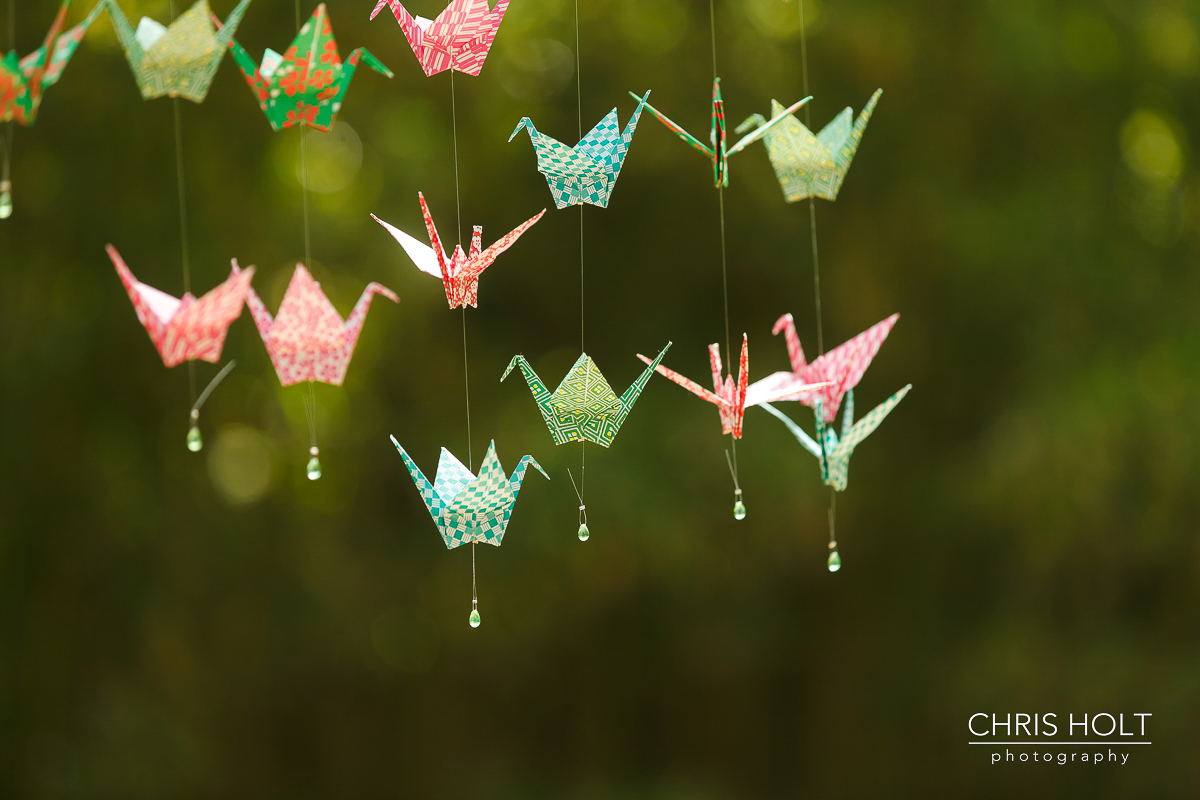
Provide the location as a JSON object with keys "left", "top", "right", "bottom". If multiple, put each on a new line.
{"left": 575, "top": 0, "right": 586, "bottom": 502}
{"left": 295, "top": 0, "right": 317, "bottom": 454}
{"left": 450, "top": 73, "right": 472, "bottom": 470}
{"left": 3, "top": 0, "right": 12, "bottom": 198}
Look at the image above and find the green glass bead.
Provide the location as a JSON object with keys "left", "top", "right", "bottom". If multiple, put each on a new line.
{"left": 577, "top": 523, "right": 590, "bottom": 542}
{"left": 0, "top": 190, "right": 12, "bottom": 219}
{"left": 827, "top": 550, "right": 842, "bottom": 573}
{"left": 733, "top": 500, "right": 746, "bottom": 520}
{"left": 186, "top": 425, "right": 202, "bottom": 452}
{"left": 306, "top": 456, "right": 322, "bottom": 481}
{"left": 469, "top": 608, "right": 481, "bottom": 628}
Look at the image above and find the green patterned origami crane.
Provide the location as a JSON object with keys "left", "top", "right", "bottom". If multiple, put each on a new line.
{"left": 508, "top": 91, "right": 650, "bottom": 209}
{"left": 1, "top": 0, "right": 105, "bottom": 125}
{"left": 760, "top": 383, "right": 910, "bottom": 491}
{"left": 502, "top": 343, "right": 671, "bottom": 447}
{"left": 391, "top": 436, "right": 548, "bottom": 548}
{"left": 102, "top": 0, "right": 251, "bottom": 102}
{"left": 735, "top": 89, "right": 881, "bottom": 202}
{"left": 222, "top": 3, "right": 392, "bottom": 131}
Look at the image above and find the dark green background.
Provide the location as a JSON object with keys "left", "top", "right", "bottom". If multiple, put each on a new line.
{"left": 2, "top": 0, "right": 1198, "bottom": 796}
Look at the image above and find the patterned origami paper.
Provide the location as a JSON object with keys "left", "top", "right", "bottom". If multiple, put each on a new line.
{"left": 735, "top": 89, "right": 881, "bottom": 202}
{"left": 632, "top": 79, "right": 809, "bottom": 188}
{"left": 755, "top": 312, "right": 899, "bottom": 423}
{"left": 221, "top": 4, "right": 392, "bottom": 132}
{"left": 107, "top": 244, "right": 255, "bottom": 367}
{"left": 391, "top": 436, "right": 548, "bottom": 548}
{"left": 245, "top": 264, "right": 397, "bottom": 386}
{"left": 637, "top": 335, "right": 828, "bottom": 439}
{"left": 501, "top": 343, "right": 672, "bottom": 447}
{"left": 369, "top": 0, "right": 509, "bottom": 77}
{"left": 509, "top": 91, "right": 650, "bottom": 209}
{"left": 102, "top": 0, "right": 252, "bottom": 102}
{"left": 1, "top": 0, "right": 105, "bottom": 125}
{"left": 371, "top": 192, "right": 544, "bottom": 308}
{"left": 760, "top": 384, "right": 911, "bottom": 491}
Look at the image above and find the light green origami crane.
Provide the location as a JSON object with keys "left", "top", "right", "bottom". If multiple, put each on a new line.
{"left": 759, "top": 382, "right": 910, "bottom": 491}
{"left": 101, "top": 0, "right": 252, "bottom": 102}
{"left": 735, "top": 88, "right": 881, "bottom": 202}
{"left": 501, "top": 343, "right": 671, "bottom": 447}
{"left": 390, "top": 436, "right": 548, "bottom": 549}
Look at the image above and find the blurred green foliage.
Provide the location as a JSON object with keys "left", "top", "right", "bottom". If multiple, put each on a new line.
{"left": 2, "top": 0, "right": 1200, "bottom": 796}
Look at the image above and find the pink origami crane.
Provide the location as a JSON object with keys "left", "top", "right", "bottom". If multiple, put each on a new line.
{"left": 372, "top": 193, "right": 544, "bottom": 308}
{"left": 638, "top": 334, "right": 828, "bottom": 439}
{"left": 107, "top": 244, "right": 254, "bottom": 368}
{"left": 245, "top": 264, "right": 398, "bottom": 386}
{"left": 369, "top": 0, "right": 509, "bottom": 77}
{"left": 762, "top": 312, "right": 899, "bottom": 422}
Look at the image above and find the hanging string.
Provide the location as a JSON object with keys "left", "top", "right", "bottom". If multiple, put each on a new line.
{"left": 0, "top": 0, "right": 12, "bottom": 218}
{"left": 708, "top": 0, "right": 739, "bottom": 490}
{"left": 574, "top": 0, "right": 587, "bottom": 517}
{"left": 449, "top": 72, "right": 472, "bottom": 470}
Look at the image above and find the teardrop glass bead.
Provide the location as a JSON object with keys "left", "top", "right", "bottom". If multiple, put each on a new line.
{"left": 306, "top": 456, "right": 322, "bottom": 481}
{"left": 733, "top": 500, "right": 747, "bottom": 520}
{"left": 186, "top": 425, "right": 203, "bottom": 452}
{"left": 0, "top": 190, "right": 12, "bottom": 219}
{"left": 577, "top": 523, "right": 590, "bottom": 541}
{"left": 468, "top": 609, "right": 481, "bottom": 628}
{"left": 827, "top": 550, "right": 842, "bottom": 572}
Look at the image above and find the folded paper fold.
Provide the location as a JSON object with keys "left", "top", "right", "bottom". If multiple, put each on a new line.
{"left": 370, "top": 0, "right": 509, "bottom": 77}
{"left": 502, "top": 342, "right": 671, "bottom": 447}
{"left": 391, "top": 437, "right": 548, "bottom": 548}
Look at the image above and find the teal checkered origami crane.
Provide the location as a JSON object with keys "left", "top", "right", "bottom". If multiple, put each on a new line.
{"left": 501, "top": 343, "right": 671, "bottom": 447}
{"left": 760, "top": 384, "right": 910, "bottom": 491}
{"left": 508, "top": 91, "right": 650, "bottom": 209}
{"left": 390, "top": 436, "right": 548, "bottom": 548}
{"left": 735, "top": 89, "right": 881, "bottom": 202}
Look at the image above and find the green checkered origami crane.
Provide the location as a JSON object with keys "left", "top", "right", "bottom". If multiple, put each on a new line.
{"left": 1, "top": 0, "right": 105, "bottom": 125}
{"left": 101, "top": 0, "right": 252, "bottom": 102}
{"left": 390, "top": 436, "right": 548, "bottom": 548}
{"left": 222, "top": 3, "right": 392, "bottom": 131}
{"left": 735, "top": 89, "right": 881, "bottom": 202}
{"left": 632, "top": 79, "right": 809, "bottom": 188}
{"left": 759, "top": 383, "right": 910, "bottom": 492}
{"left": 508, "top": 91, "right": 650, "bottom": 209}
{"left": 501, "top": 343, "right": 672, "bottom": 447}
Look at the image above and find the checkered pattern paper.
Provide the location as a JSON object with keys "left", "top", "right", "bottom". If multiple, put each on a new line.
{"left": 370, "top": 0, "right": 509, "bottom": 77}
{"left": 502, "top": 344, "right": 671, "bottom": 447}
{"left": 372, "top": 192, "right": 544, "bottom": 308}
{"left": 221, "top": 4, "right": 392, "bottom": 132}
{"left": 391, "top": 437, "right": 548, "bottom": 549}
{"left": 102, "top": 0, "right": 251, "bottom": 103}
{"left": 1, "top": 1, "right": 104, "bottom": 125}
{"left": 509, "top": 92, "right": 650, "bottom": 209}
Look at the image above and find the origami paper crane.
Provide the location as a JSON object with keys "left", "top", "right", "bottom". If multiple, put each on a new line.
{"left": 760, "top": 383, "right": 911, "bottom": 491}
{"left": 754, "top": 312, "right": 899, "bottom": 423}
{"left": 735, "top": 89, "right": 881, "bottom": 202}
{"left": 509, "top": 91, "right": 650, "bottom": 209}
{"left": 371, "top": 192, "right": 544, "bottom": 308}
{"left": 245, "top": 264, "right": 397, "bottom": 386}
{"left": 102, "top": 0, "right": 252, "bottom": 102}
{"left": 631, "top": 79, "right": 809, "bottom": 188}
{"left": 107, "top": 244, "right": 255, "bottom": 368}
{"left": 369, "top": 0, "right": 509, "bottom": 77}
{"left": 1, "top": 0, "right": 105, "bottom": 125}
{"left": 638, "top": 335, "right": 828, "bottom": 439}
{"left": 221, "top": 4, "right": 392, "bottom": 131}
{"left": 391, "top": 436, "right": 548, "bottom": 548}
{"left": 502, "top": 343, "right": 672, "bottom": 447}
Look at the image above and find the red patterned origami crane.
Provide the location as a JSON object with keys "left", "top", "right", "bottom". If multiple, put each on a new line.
{"left": 107, "top": 244, "right": 255, "bottom": 368}
{"left": 245, "top": 264, "right": 397, "bottom": 386}
{"left": 762, "top": 312, "right": 899, "bottom": 422}
{"left": 638, "top": 335, "right": 828, "bottom": 439}
{"left": 372, "top": 193, "right": 544, "bottom": 308}
{"left": 369, "top": 0, "right": 509, "bottom": 77}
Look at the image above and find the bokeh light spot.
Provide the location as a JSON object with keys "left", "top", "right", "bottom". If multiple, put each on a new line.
{"left": 208, "top": 425, "right": 275, "bottom": 507}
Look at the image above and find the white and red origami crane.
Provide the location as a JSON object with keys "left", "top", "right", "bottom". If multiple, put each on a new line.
{"left": 638, "top": 334, "right": 828, "bottom": 439}
{"left": 107, "top": 244, "right": 255, "bottom": 367}
{"left": 245, "top": 264, "right": 397, "bottom": 386}
{"left": 372, "top": 193, "right": 544, "bottom": 308}
{"left": 369, "top": 0, "right": 509, "bottom": 77}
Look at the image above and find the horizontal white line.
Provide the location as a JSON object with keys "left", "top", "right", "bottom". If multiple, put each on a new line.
{"left": 969, "top": 742, "right": 1151, "bottom": 746}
